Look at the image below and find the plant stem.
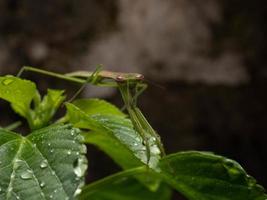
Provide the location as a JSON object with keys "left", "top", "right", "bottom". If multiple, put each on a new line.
{"left": 80, "top": 166, "right": 147, "bottom": 197}
{"left": 4, "top": 121, "right": 22, "bottom": 131}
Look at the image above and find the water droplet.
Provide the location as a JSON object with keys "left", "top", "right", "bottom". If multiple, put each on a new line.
{"left": 80, "top": 145, "right": 87, "bottom": 154}
{"left": 40, "top": 181, "right": 45, "bottom": 188}
{"left": 16, "top": 195, "right": 20, "bottom": 199}
{"left": 71, "top": 130, "right": 75, "bottom": 136}
{"left": 40, "top": 160, "right": 48, "bottom": 169}
{"left": 54, "top": 189, "right": 57, "bottom": 193}
{"left": 20, "top": 170, "right": 33, "bottom": 180}
{"left": 49, "top": 194, "right": 53, "bottom": 199}
{"left": 133, "top": 142, "right": 138, "bottom": 146}
{"left": 76, "top": 152, "right": 79, "bottom": 156}
{"left": 0, "top": 187, "right": 2, "bottom": 192}
{"left": 48, "top": 143, "right": 51, "bottom": 146}
{"left": 67, "top": 150, "right": 71, "bottom": 155}
{"left": 150, "top": 145, "right": 160, "bottom": 154}
{"left": 141, "top": 146, "right": 146, "bottom": 151}
{"left": 74, "top": 157, "right": 87, "bottom": 177}
{"left": 50, "top": 149, "right": 54, "bottom": 153}
{"left": 33, "top": 143, "right": 36, "bottom": 148}
{"left": 2, "top": 78, "right": 14, "bottom": 86}
{"left": 74, "top": 188, "right": 82, "bottom": 197}
{"left": 8, "top": 187, "right": 12, "bottom": 192}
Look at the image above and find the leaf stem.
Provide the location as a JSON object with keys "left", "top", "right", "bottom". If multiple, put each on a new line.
{"left": 80, "top": 166, "right": 147, "bottom": 197}
{"left": 4, "top": 121, "right": 22, "bottom": 131}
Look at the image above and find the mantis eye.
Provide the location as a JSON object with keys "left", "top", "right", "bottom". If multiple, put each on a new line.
{"left": 135, "top": 74, "right": 144, "bottom": 80}
{"left": 116, "top": 75, "right": 125, "bottom": 82}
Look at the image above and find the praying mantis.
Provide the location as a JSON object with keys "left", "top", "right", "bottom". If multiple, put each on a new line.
{"left": 17, "top": 66, "right": 166, "bottom": 165}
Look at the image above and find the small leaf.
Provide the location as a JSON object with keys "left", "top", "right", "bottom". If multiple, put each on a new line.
{"left": 0, "top": 76, "right": 65, "bottom": 130}
{"left": 159, "top": 151, "right": 267, "bottom": 200}
{"left": 0, "top": 124, "right": 87, "bottom": 200}
{"left": 0, "top": 76, "right": 37, "bottom": 117}
{"left": 29, "top": 89, "right": 66, "bottom": 130}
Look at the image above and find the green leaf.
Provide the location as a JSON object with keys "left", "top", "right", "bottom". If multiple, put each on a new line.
{"left": 80, "top": 177, "right": 172, "bottom": 200}
{"left": 72, "top": 99, "right": 125, "bottom": 117}
{"left": 0, "top": 76, "right": 65, "bottom": 130}
{"left": 66, "top": 100, "right": 160, "bottom": 170}
{"left": 66, "top": 100, "right": 162, "bottom": 190}
{"left": 159, "top": 151, "right": 267, "bottom": 200}
{"left": 29, "top": 89, "right": 66, "bottom": 130}
{"left": 0, "top": 76, "right": 37, "bottom": 117}
{"left": 0, "top": 124, "right": 87, "bottom": 200}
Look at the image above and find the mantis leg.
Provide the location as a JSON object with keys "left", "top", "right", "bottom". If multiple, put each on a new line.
{"left": 132, "top": 82, "right": 147, "bottom": 106}
{"left": 67, "top": 66, "right": 103, "bottom": 103}
{"left": 118, "top": 82, "right": 152, "bottom": 165}
{"left": 17, "top": 66, "right": 86, "bottom": 84}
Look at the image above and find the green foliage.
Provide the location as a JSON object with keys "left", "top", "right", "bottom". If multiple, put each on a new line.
{"left": 29, "top": 89, "right": 66, "bottom": 130}
{"left": 66, "top": 99, "right": 161, "bottom": 170}
{"left": 80, "top": 175, "right": 172, "bottom": 200}
{"left": 0, "top": 124, "right": 87, "bottom": 200}
{"left": 0, "top": 76, "right": 37, "bottom": 118}
{"left": 159, "top": 151, "right": 267, "bottom": 200}
{"left": 0, "top": 70, "right": 266, "bottom": 200}
{"left": 0, "top": 76, "right": 65, "bottom": 130}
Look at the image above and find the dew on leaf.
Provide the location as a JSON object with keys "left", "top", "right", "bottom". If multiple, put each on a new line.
{"left": 150, "top": 145, "right": 160, "bottom": 154}
{"left": 80, "top": 145, "right": 87, "bottom": 154}
{"left": 74, "top": 188, "right": 82, "bottom": 197}
{"left": 20, "top": 170, "right": 33, "bottom": 180}
{"left": 40, "top": 181, "right": 45, "bottom": 188}
{"left": 2, "top": 78, "right": 14, "bottom": 86}
{"left": 67, "top": 150, "right": 71, "bottom": 155}
{"left": 40, "top": 160, "right": 48, "bottom": 169}
{"left": 71, "top": 130, "right": 75, "bottom": 136}
{"left": 74, "top": 157, "right": 87, "bottom": 178}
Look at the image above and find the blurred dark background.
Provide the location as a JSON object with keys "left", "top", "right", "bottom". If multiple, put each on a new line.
{"left": 0, "top": 0, "right": 267, "bottom": 199}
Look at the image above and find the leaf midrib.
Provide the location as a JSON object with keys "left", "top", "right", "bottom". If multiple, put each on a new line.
{"left": 6, "top": 138, "right": 24, "bottom": 200}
